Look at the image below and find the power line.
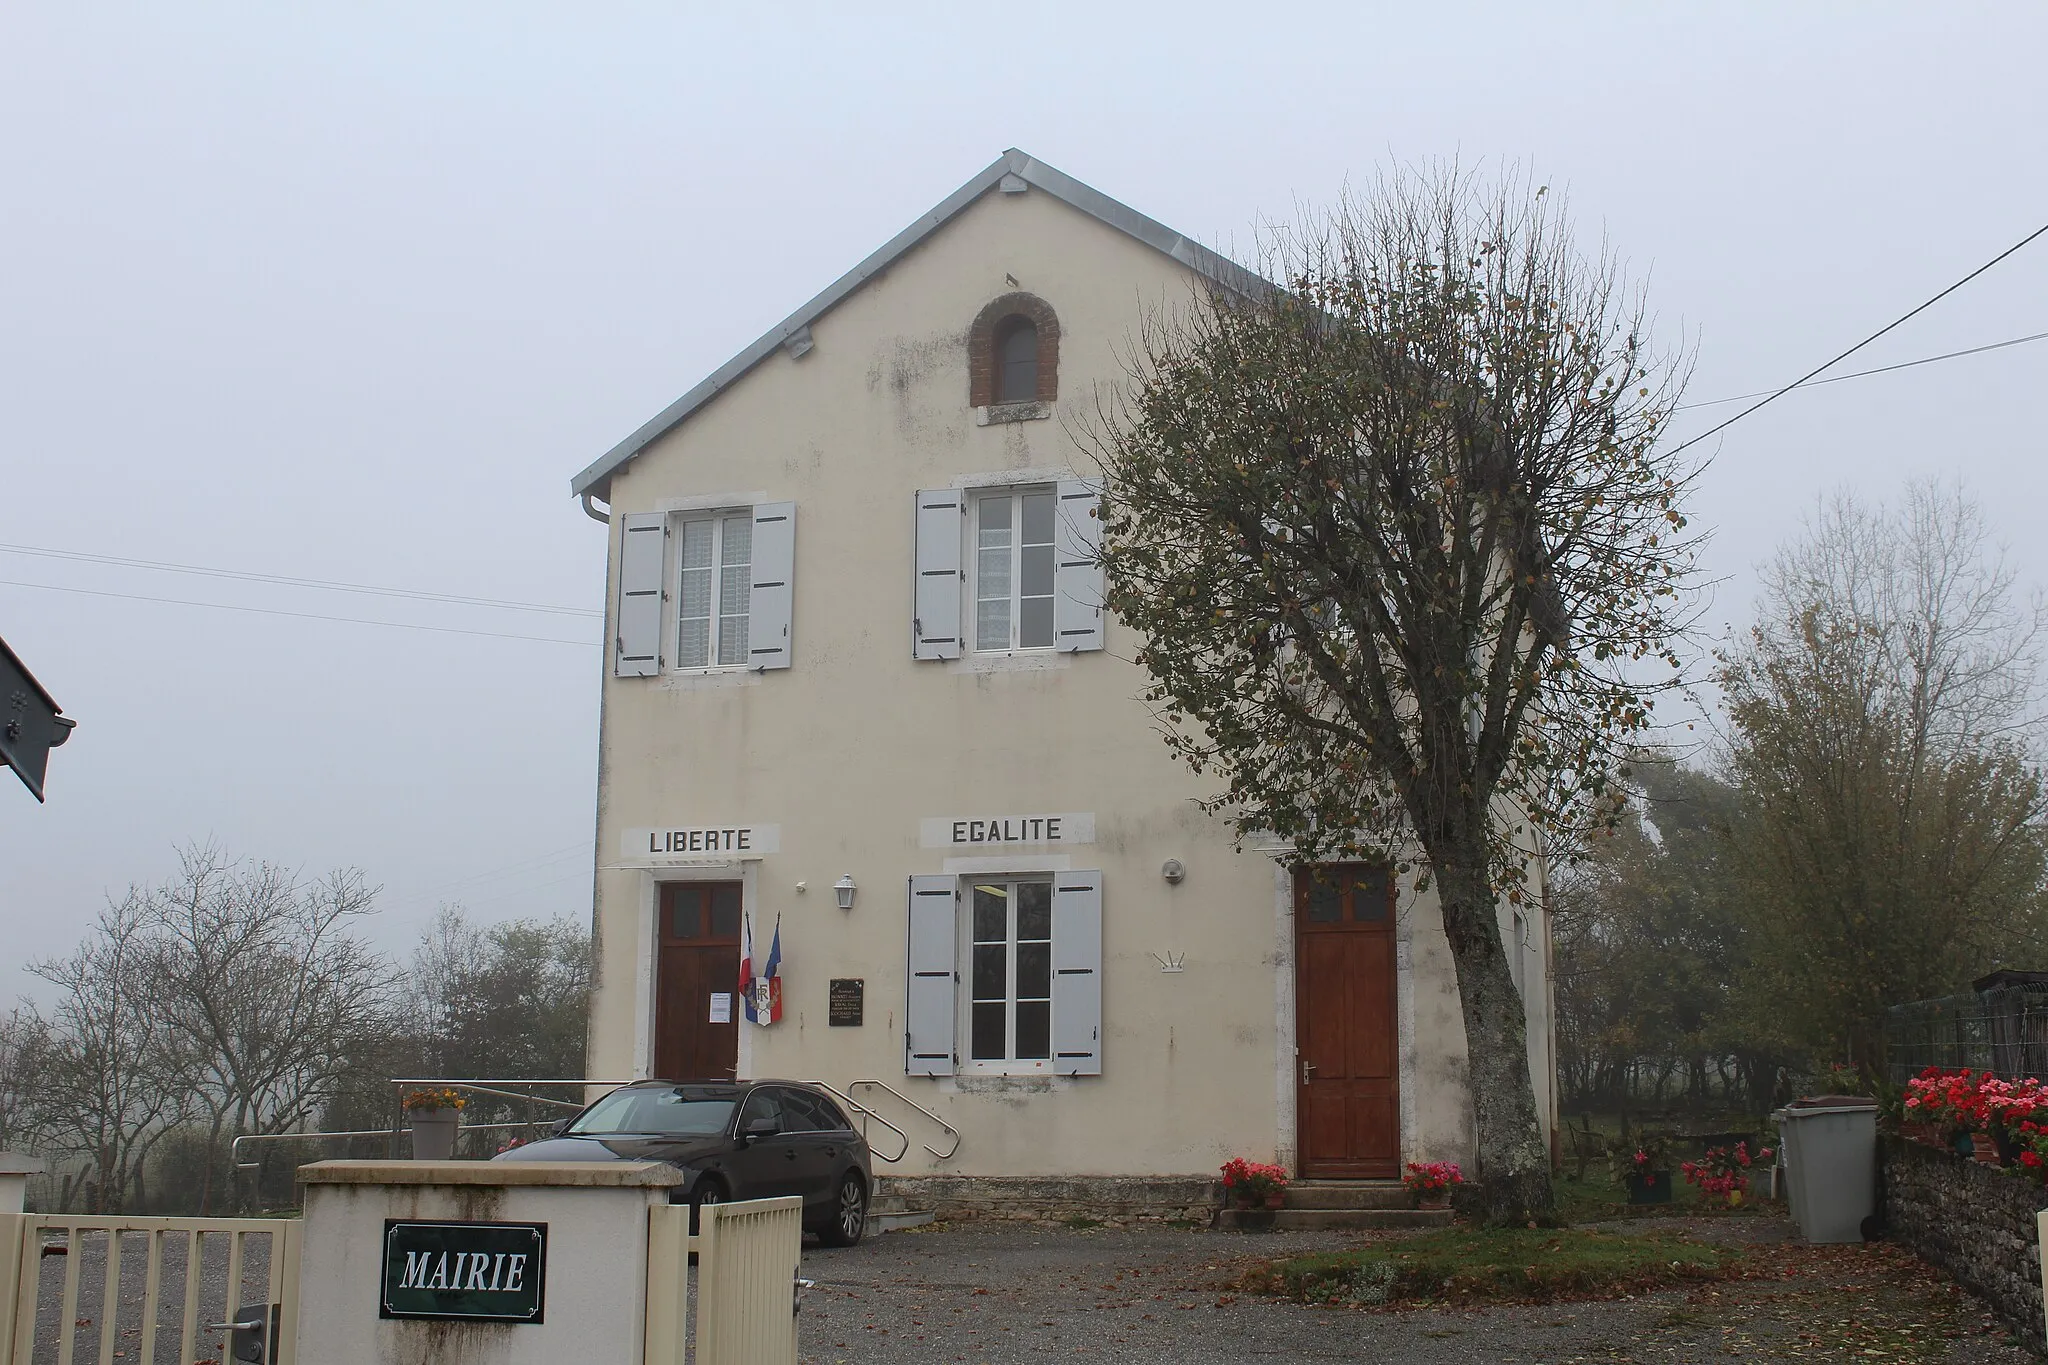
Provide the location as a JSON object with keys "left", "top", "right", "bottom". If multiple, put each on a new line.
{"left": 1675, "top": 328, "right": 2048, "bottom": 410}
{"left": 0, "top": 544, "right": 600, "bottom": 619}
{"left": 1668, "top": 220, "right": 2048, "bottom": 456}
{"left": 0, "top": 579, "right": 600, "bottom": 647}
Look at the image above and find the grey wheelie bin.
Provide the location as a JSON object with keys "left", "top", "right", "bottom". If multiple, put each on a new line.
{"left": 1773, "top": 1095, "right": 1878, "bottom": 1243}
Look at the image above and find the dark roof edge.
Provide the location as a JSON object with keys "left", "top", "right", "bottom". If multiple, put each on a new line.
{"left": 0, "top": 634, "right": 62, "bottom": 713}
{"left": 570, "top": 148, "right": 1264, "bottom": 500}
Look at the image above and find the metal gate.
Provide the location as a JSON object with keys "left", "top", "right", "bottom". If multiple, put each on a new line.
{"left": 0, "top": 1213, "right": 300, "bottom": 1365}
{"left": 644, "top": 1196, "right": 803, "bottom": 1365}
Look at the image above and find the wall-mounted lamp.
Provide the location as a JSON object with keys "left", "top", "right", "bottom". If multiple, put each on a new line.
{"left": 1161, "top": 858, "right": 1186, "bottom": 885}
{"left": 834, "top": 874, "right": 857, "bottom": 911}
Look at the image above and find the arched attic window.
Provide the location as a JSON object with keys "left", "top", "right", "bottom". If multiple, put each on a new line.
{"left": 968, "top": 292, "right": 1059, "bottom": 408}
{"left": 995, "top": 316, "right": 1038, "bottom": 403}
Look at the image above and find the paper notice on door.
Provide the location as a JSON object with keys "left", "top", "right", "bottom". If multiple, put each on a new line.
{"left": 708, "top": 993, "right": 732, "bottom": 1024}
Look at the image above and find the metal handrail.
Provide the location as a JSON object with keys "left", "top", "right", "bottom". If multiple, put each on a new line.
{"left": 848, "top": 1079, "right": 961, "bottom": 1160}
{"left": 806, "top": 1081, "right": 911, "bottom": 1163}
{"left": 389, "top": 1078, "right": 634, "bottom": 1111}
{"left": 230, "top": 1120, "right": 560, "bottom": 1171}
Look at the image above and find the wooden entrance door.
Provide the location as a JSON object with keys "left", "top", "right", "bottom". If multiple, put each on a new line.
{"left": 654, "top": 882, "right": 743, "bottom": 1080}
{"left": 1295, "top": 865, "right": 1399, "bottom": 1178}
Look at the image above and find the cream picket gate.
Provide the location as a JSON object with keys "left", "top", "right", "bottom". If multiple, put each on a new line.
{"left": 0, "top": 1214, "right": 300, "bottom": 1365}
{"left": 644, "top": 1196, "right": 803, "bottom": 1365}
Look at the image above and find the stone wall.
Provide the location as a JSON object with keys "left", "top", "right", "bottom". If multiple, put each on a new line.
{"left": 1883, "top": 1137, "right": 2048, "bottom": 1341}
{"left": 875, "top": 1175, "right": 1217, "bottom": 1224}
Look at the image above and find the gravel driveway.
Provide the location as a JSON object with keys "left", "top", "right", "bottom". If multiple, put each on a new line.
{"left": 796, "top": 1218, "right": 2035, "bottom": 1364}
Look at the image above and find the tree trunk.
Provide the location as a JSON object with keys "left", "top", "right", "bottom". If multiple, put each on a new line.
{"left": 1434, "top": 857, "right": 1555, "bottom": 1224}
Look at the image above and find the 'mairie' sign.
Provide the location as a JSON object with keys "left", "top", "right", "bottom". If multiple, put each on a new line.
{"left": 381, "top": 1220, "right": 547, "bottom": 1324}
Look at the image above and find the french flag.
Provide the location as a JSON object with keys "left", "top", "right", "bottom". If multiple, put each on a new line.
{"left": 738, "top": 913, "right": 758, "bottom": 1024}
{"left": 758, "top": 917, "right": 784, "bottom": 1025}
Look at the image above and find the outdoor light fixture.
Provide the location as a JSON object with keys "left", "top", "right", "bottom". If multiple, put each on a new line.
{"left": 834, "top": 875, "right": 857, "bottom": 911}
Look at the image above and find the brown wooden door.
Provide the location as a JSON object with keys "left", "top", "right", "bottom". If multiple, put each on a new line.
{"left": 654, "top": 883, "right": 743, "bottom": 1080}
{"left": 1295, "top": 865, "right": 1399, "bottom": 1178}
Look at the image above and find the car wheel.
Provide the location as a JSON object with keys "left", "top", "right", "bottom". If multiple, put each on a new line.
{"left": 819, "top": 1171, "right": 866, "bottom": 1247}
{"left": 689, "top": 1176, "right": 728, "bottom": 1235}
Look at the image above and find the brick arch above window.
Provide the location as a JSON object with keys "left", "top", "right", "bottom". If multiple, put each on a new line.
{"left": 967, "top": 292, "right": 1060, "bottom": 407}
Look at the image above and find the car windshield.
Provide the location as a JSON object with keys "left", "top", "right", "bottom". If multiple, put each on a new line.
{"left": 567, "top": 1088, "right": 736, "bottom": 1137}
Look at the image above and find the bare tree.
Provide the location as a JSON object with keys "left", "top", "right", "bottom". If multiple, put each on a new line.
{"left": 1093, "top": 164, "right": 1700, "bottom": 1221}
{"left": 1723, "top": 481, "right": 2048, "bottom": 1065}
{"left": 29, "top": 898, "right": 191, "bottom": 1212}
{"left": 0, "top": 1007, "right": 53, "bottom": 1154}
{"left": 133, "top": 844, "right": 393, "bottom": 1211}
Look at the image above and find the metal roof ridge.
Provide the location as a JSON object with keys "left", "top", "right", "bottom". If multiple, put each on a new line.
{"left": 569, "top": 148, "right": 1261, "bottom": 500}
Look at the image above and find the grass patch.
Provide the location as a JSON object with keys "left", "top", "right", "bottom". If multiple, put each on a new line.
{"left": 1243, "top": 1225, "right": 1738, "bottom": 1306}
{"left": 1548, "top": 1171, "right": 1777, "bottom": 1224}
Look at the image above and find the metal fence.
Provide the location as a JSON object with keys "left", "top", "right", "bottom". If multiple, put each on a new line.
{"left": 1885, "top": 984, "right": 2048, "bottom": 1084}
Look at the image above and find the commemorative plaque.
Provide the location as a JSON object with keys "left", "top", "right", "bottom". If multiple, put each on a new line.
{"left": 828, "top": 978, "right": 864, "bottom": 1027}
{"left": 381, "top": 1220, "right": 547, "bottom": 1323}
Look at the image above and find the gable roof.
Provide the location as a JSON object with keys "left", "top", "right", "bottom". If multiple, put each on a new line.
{"left": 570, "top": 147, "right": 1262, "bottom": 502}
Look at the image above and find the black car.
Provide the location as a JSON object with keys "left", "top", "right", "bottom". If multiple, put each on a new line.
{"left": 493, "top": 1079, "right": 872, "bottom": 1246}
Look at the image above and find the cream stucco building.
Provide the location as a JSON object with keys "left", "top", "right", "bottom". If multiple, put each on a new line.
{"left": 570, "top": 149, "right": 1556, "bottom": 1190}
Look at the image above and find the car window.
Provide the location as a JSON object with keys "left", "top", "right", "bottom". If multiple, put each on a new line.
{"left": 736, "top": 1089, "right": 786, "bottom": 1134}
{"left": 777, "top": 1090, "right": 831, "bottom": 1132}
{"left": 795, "top": 1090, "right": 851, "bottom": 1132}
{"left": 568, "top": 1087, "right": 736, "bottom": 1137}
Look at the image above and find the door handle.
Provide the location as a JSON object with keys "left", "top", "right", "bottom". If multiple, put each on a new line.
{"left": 784, "top": 1149, "right": 798, "bottom": 1161}
{"left": 1301, "top": 1061, "right": 1318, "bottom": 1084}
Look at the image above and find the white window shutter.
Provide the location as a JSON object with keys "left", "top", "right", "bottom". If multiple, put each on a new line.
{"left": 913, "top": 489, "right": 964, "bottom": 660}
{"left": 1051, "top": 870, "right": 1103, "bottom": 1075}
{"left": 905, "top": 874, "right": 958, "bottom": 1076}
{"left": 615, "top": 512, "right": 665, "bottom": 677}
{"left": 1054, "top": 479, "right": 1105, "bottom": 653}
{"left": 748, "top": 501, "right": 795, "bottom": 670}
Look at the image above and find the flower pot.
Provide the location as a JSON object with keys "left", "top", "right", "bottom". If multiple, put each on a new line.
{"left": 1416, "top": 1192, "right": 1450, "bottom": 1210}
{"left": 1972, "top": 1131, "right": 2000, "bottom": 1165}
{"left": 1992, "top": 1126, "right": 2021, "bottom": 1166}
{"left": 1625, "top": 1170, "right": 1673, "bottom": 1205}
{"left": 1263, "top": 1192, "right": 1286, "bottom": 1210}
{"left": 1950, "top": 1128, "right": 1976, "bottom": 1160}
{"left": 408, "top": 1107, "right": 461, "bottom": 1161}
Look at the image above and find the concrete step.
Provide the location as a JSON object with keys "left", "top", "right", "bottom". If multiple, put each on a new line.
{"left": 1284, "top": 1181, "right": 1412, "bottom": 1211}
{"left": 869, "top": 1210, "right": 937, "bottom": 1233}
{"left": 1214, "top": 1206, "right": 1453, "bottom": 1232}
{"left": 867, "top": 1192, "right": 936, "bottom": 1233}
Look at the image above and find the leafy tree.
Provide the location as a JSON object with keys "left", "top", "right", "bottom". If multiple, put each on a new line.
{"left": 1722, "top": 482, "right": 2048, "bottom": 1066}
{"left": 405, "top": 904, "right": 590, "bottom": 1083}
{"left": 1094, "top": 166, "right": 1699, "bottom": 1221}
{"left": 1554, "top": 758, "right": 1783, "bottom": 1112}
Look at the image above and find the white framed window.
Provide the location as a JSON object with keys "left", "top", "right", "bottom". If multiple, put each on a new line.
{"left": 971, "top": 487, "right": 1057, "bottom": 652}
{"left": 613, "top": 502, "right": 794, "bottom": 676}
{"left": 904, "top": 870, "right": 1101, "bottom": 1078}
{"left": 964, "top": 877, "right": 1054, "bottom": 1068}
{"left": 912, "top": 481, "right": 1103, "bottom": 660}
{"left": 676, "top": 511, "right": 753, "bottom": 670}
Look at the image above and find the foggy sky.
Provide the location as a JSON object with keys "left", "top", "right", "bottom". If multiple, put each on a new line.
{"left": 4, "top": 3, "right": 2044, "bottom": 990}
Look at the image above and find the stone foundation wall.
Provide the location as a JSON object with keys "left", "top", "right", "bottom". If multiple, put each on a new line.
{"left": 1883, "top": 1137, "right": 2048, "bottom": 1342}
{"left": 875, "top": 1174, "right": 1218, "bottom": 1224}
